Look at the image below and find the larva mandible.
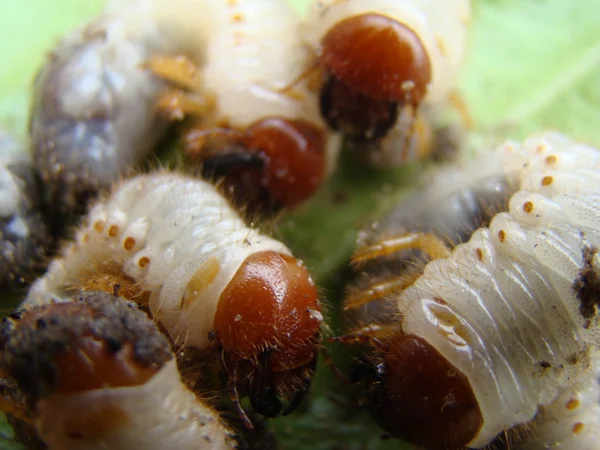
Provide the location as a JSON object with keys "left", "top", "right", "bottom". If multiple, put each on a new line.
{"left": 0, "top": 290, "right": 237, "bottom": 450}
{"left": 25, "top": 172, "right": 323, "bottom": 421}
{"left": 339, "top": 133, "right": 600, "bottom": 449}
{"left": 302, "top": 0, "right": 471, "bottom": 167}
{"left": 30, "top": 11, "right": 174, "bottom": 218}
{"left": 108, "top": 0, "right": 342, "bottom": 213}
{"left": 0, "top": 129, "right": 49, "bottom": 289}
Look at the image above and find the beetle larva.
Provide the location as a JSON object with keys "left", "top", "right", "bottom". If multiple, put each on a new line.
{"left": 107, "top": 0, "right": 342, "bottom": 213}
{"left": 0, "top": 129, "right": 49, "bottom": 289}
{"left": 302, "top": 0, "right": 471, "bottom": 167}
{"left": 25, "top": 172, "right": 323, "bottom": 422}
{"left": 0, "top": 290, "right": 237, "bottom": 450}
{"left": 340, "top": 132, "right": 600, "bottom": 449}
{"left": 30, "top": 12, "right": 173, "bottom": 218}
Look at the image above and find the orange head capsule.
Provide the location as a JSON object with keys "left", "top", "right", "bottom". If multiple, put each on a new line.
{"left": 0, "top": 291, "right": 172, "bottom": 402}
{"left": 352, "top": 333, "right": 483, "bottom": 449}
{"left": 188, "top": 117, "right": 327, "bottom": 214}
{"left": 213, "top": 250, "right": 322, "bottom": 418}
{"left": 319, "top": 13, "right": 432, "bottom": 141}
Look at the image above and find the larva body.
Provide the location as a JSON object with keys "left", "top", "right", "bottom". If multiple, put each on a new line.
{"left": 303, "top": 0, "right": 470, "bottom": 167}
{"left": 0, "top": 291, "right": 236, "bottom": 450}
{"left": 0, "top": 129, "right": 48, "bottom": 289}
{"left": 345, "top": 133, "right": 600, "bottom": 448}
{"left": 30, "top": 13, "right": 173, "bottom": 217}
{"left": 109, "top": 0, "right": 342, "bottom": 211}
{"left": 26, "top": 172, "right": 323, "bottom": 418}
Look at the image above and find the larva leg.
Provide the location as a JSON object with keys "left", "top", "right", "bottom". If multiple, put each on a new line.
{"left": 330, "top": 324, "right": 398, "bottom": 347}
{"left": 145, "top": 55, "right": 203, "bottom": 91}
{"left": 155, "top": 88, "right": 216, "bottom": 121}
{"left": 352, "top": 231, "right": 451, "bottom": 265}
{"left": 146, "top": 55, "right": 215, "bottom": 120}
{"left": 183, "top": 126, "right": 244, "bottom": 159}
{"left": 344, "top": 273, "right": 420, "bottom": 310}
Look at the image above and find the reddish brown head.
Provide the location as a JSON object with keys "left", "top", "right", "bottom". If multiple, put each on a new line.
{"left": 319, "top": 13, "right": 432, "bottom": 141}
{"left": 0, "top": 291, "right": 172, "bottom": 402}
{"left": 192, "top": 117, "right": 327, "bottom": 214}
{"left": 213, "top": 250, "right": 322, "bottom": 417}
{"left": 353, "top": 333, "right": 483, "bottom": 449}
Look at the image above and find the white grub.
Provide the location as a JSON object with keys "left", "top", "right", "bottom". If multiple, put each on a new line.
{"left": 351, "top": 132, "right": 600, "bottom": 448}
{"left": 1, "top": 291, "right": 236, "bottom": 450}
{"left": 303, "top": 0, "right": 471, "bottom": 103}
{"left": 36, "top": 360, "right": 236, "bottom": 450}
{"left": 108, "top": 0, "right": 342, "bottom": 174}
{"left": 30, "top": 12, "right": 172, "bottom": 215}
{"left": 25, "top": 171, "right": 292, "bottom": 350}
{"left": 302, "top": 0, "right": 471, "bottom": 167}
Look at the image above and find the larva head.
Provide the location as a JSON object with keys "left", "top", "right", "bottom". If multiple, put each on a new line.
{"left": 197, "top": 118, "right": 326, "bottom": 213}
{"left": 319, "top": 13, "right": 431, "bottom": 140}
{"left": 354, "top": 333, "right": 483, "bottom": 449}
{"left": 214, "top": 250, "right": 322, "bottom": 417}
{"left": 0, "top": 291, "right": 172, "bottom": 402}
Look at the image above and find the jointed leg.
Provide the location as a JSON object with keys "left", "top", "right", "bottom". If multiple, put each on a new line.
{"left": 344, "top": 272, "right": 420, "bottom": 310}
{"left": 144, "top": 55, "right": 203, "bottom": 91}
{"left": 352, "top": 231, "right": 451, "bottom": 265}
{"left": 145, "top": 55, "right": 215, "bottom": 120}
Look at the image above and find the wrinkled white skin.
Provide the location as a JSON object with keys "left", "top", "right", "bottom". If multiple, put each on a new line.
{"left": 26, "top": 173, "right": 297, "bottom": 349}
{"left": 515, "top": 349, "right": 600, "bottom": 449}
{"left": 30, "top": 13, "right": 172, "bottom": 207}
{"left": 385, "top": 133, "right": 600, "bottom": 447}
{"left": 107, "top": 0, "right": 342, "bottom": 174}
{"left": 36, "top": 360, "right": 236, "bottom": 450}
{"left": 303, "top": 0, "right": 471, "bottom": 166}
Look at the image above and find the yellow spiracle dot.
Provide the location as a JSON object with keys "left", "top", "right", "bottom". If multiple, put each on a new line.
{"left": 138, "top": 256, "right": 150, "bottom": 268}
{"left": 476, "top": 248, "right": 484, "bottom": 261}
{"left": 523, "top": 201, "right": 534, "bottom": 213}
{"left": 565, "top": 398, "right": 580, "bottom": 410}
{"left": 94, "top": 220, "right": 105, "bottom": 233}
{"left": 108, "top": 225, "right": 120, "bottom": 237}
{"left": 545, "top": 155, "right": 557, "bottom": 165}
{"left": 124, "top": 237, "right": 136, "bottom": 250}
{"left": 541, "top": 176, "right": 554, "bottom": 186}
{"left": 498, "top": 230, "right": 506, "bottom": 242}
{"left": 572, "top": 422, "right": 584, "bottom": 434}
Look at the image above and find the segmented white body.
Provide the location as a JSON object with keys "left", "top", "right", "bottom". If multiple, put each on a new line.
{"left": 366, "top": 133, "right": 600, "bottom": 447}
{"left": 302, "top": 0, "right": 471, "bottom": 166}
{"left": 36, "top": 359, "right": 236, "bottom": 450}
{"left": 0, "top": 129, "right": 48, "bottom": 287}
{"left": 30, "top": 13, "right": 172, "bottom": 208}
{"left": 516, "top": 349, "right": 600, "bottom": 449}
{"left": 107, "top": 0, "right": 342, "bottom": 173}
{"left": 25, "top": 172, "right": 292, "bottom": 349}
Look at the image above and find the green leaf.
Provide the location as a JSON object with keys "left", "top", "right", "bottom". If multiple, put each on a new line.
{"left": 1, "top": 0, "right": 600, "bottom": 449}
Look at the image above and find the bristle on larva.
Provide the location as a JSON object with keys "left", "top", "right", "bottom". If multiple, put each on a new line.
{"left": 30, "top": 13, "right": 173, "bottom": 217}
{"left": 0, "top": 290, "right": 237, "bottom": 450}
{"left": 24, "top": 171, "right": 323, "bottom": 419}
{"left": 302, "top": 0, "right": 471, "bottom": 167}
{"left": 344, "top": 132, "right": 600, "bottom": 449}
